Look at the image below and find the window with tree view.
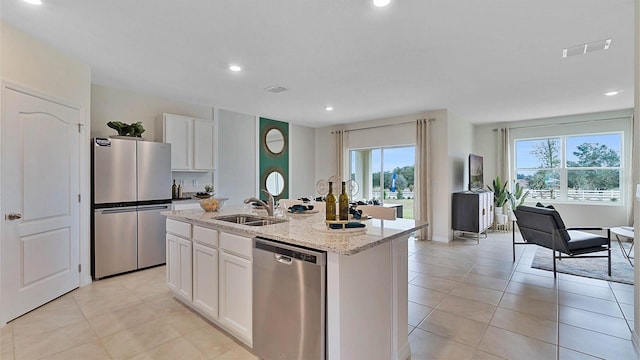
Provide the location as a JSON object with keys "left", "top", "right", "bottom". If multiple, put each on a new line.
{"left": 514, "top": 132, "right": 622, "bottom": 203}
{"left": 350, "top": 146, "right": 415, "bottom": 218}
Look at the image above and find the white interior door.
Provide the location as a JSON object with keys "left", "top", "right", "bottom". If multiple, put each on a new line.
{"left": 2, "top": 87, "right": 81, "bottom": 323}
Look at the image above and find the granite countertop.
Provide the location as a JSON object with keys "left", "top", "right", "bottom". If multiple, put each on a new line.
{"left": 163, "top": 205, "right": 427, "bottom": 255}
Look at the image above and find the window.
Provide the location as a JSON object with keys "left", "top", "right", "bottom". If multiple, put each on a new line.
{"left": 514, "top": 132, "right": 622, "bottom": 204}
{"left": 350, "top": 146, "right": 415, "bottom": 218}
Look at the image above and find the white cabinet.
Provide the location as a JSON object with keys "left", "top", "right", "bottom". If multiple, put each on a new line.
{"left": 164, "top": 114, "right": 192, "bottom": 170}
{"left": 166, "top": 219, "right": 193, "bottom": 301}
{"left": 192, "top": 226, "right": 219, "bottom": 320}
{"left": 165, "top": 220, "right": 251, "bottom": 347}
{"left": 218, "top": 232, "right": 253, "bottom": 346}
{"left": 161, "top": 113, "right": 215, "bottom": 172}
{"left": 166, "top": 233, "right": 192, "bottom": 301}
{"left": 193, "top": 119, "right": 215, "bottom": 171}
{"left": 166, "top": 233, "right": 180, "bottom": 292}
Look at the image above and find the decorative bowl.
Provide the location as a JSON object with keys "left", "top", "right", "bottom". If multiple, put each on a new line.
{"left": 194, "top": 193, "right": 212, "bottom": 199}
{"left": 199, "top": 197, "right": 227, "bottom": 212}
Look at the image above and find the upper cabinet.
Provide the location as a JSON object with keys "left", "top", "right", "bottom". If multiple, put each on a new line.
{"left": 160, "top": 113, "right": 215, "bottom": 172}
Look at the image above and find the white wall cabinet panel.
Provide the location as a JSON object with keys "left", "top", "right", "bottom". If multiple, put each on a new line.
{"left": 164, "top": 114, "right": 192, "bottom": 170}
{"left": 193, "top": 119, "right": 215, "bottom": 171}
{"left": 161, "top": 113, "right": 214, "bottom": 172}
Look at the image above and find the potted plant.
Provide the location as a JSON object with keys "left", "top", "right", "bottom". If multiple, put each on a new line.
{"left": 107, "top": 121, "right": 145, "bottom": 137}
{"left": 487, "top": 176, "right": 508, "bottom": 224}
{"left": 507, "top": 181, "right": 529, "bottom": 220}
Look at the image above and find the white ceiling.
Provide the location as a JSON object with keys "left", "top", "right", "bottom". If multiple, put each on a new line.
{"left": 1, "top": 0, "right": 634, "bottom": 128}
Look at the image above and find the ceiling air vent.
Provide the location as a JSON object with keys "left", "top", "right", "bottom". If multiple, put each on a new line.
{"left": 562, "top": 38, "right": 612, "bottom": 58}
{"left": 265, "top": 85, "right": 288, "bottom": 94}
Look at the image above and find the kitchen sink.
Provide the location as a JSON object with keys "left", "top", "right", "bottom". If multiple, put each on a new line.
{"left": 214, "top": 214, "right": 288, "bottom": 226}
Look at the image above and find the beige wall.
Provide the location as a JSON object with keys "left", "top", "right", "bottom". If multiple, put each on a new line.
{"left": 90, "top": 84, "right": 212, "bottom": 140}
{"left": 445, "top": 111, "right": 474, "bottom": 241}
{"left": 290, "top": 124, "right": 316, "bottom": 199}
{"left": 90, "top": 84, "right": 215, "bottom": 193}
{"left": 0, "top": 21, "right": 92, "bottom": 299}
{"left": 216, "top": 109, "right": 257, "bottom": 205}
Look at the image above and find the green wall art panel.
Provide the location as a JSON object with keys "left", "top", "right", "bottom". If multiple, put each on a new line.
{"left": 259, "top": 117, "right": 289, "bottom": 200}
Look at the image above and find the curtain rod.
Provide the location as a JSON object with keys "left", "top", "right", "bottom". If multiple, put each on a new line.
{"left": 492, "top": 116, "right": 631, "bottom": 131}
{"left": 332, "top": 118, "right": 436, "bottom": 134}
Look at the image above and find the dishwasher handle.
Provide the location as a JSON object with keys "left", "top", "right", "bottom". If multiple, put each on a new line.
{"left": 274, "top": 254, "right": 293, "bottom": 265}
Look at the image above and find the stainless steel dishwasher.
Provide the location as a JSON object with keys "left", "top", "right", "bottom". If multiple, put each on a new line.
{"left": 253, "top": 237, "right": 326, "bottom": 360}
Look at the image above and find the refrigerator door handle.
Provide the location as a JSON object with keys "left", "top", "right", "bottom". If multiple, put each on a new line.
{"left": 99, "top": 207, "right": 137, "bottom": 214}
{"left": 137, "top": 205, "right": 171, "bottom": 211}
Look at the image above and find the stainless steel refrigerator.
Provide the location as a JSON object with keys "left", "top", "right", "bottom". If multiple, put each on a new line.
{"left": 91, "top": 138, "right": 172, "bottom": 279}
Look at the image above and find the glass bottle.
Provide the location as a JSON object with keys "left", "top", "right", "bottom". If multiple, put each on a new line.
{"left": 325, "top": 182, "right": 337, "bottom": 221}
{"left": 339, "top": 181, "right": 349, "bottom": 220}
{"left": 172, "top": 179, "right": 177, "bottom": 199}
{"left": 177, "top": 181, "right": 183, "bottom": 199}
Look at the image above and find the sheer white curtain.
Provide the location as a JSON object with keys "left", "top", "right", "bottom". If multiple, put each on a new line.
{"left": 334, "top": 129, "right": 346, "bottom": 179}
{"left": 497, "top": 128, "right": 511, "bottom": 183}
{"left": 629, "top": 114, "right": 636, "bottom": 225}
{"left": 414, "top": 119, "right": 432, "bottom": 240}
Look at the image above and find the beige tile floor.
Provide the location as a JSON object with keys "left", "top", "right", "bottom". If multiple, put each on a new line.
{"left": 408, "top": 231, "right": 637, "bottom": 360}
{"left": 0, "top": 265, "right": 257, "bottom": 360}
{"left": 0, "top": 231, "right": 637, "bottom": 359}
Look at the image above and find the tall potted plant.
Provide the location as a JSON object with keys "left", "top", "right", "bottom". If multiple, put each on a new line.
{"left": 507, "top": 181, "right": 530, "bottom": 220}
{"left": 487, "top": 176, "right": 508, "bottom": 224}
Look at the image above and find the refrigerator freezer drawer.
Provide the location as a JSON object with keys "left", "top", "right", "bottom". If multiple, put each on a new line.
{"left": 93, "top": 208, "right": 138, "bottom": 279}
{"left": 138, "top": 204, "right": 170, "bottom": 268}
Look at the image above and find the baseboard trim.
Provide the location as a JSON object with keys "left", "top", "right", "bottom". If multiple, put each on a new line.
{"left": 396, "top": 342, "right": 410, "bottom": 360}
{"left": 81, "top": 274, "right": 92, "bottom": 287}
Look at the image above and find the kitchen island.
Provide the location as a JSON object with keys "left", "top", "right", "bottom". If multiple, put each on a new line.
{"left": 163, "top": 206, "right": 427, "bottom": 360}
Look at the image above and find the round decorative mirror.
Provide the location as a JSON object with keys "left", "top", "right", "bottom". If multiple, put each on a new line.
{"left": 265, "top": 128, "right": 285, "bottom": 154}
{"left": 265, "top": 171, "right": 285, "bottom": 196}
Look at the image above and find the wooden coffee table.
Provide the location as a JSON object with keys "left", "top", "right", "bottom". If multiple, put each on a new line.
{"left": 611, "top": 226, "right": 634, "bottom": 266}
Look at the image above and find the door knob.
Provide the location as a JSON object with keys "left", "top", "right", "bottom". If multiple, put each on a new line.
{"left": 5, "top": 213, "right": 22, "bottom": 221}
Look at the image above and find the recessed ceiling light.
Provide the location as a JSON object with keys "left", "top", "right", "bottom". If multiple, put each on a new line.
{"left": 23, "top": 0, "right": 42, "bottom": 5}
{"left": 229, "top": 65, "right": 242, "bottom": 72}
{"left": 325, "top": 106, "right": 334, "bottom": 111}
{"left": 604, "top": 91, "right": 620, "bottom": 96}
{"left": 373, "top": 0, "right": 391, "bottom": 7}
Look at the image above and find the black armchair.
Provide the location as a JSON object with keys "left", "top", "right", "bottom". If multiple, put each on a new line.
{"left": 512, "top": 206, "right": 611, "bottom": 277}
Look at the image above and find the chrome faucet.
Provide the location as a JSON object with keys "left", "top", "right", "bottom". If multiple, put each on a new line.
{"left": 243, "top": 189, "right": 275, "bottom": 217}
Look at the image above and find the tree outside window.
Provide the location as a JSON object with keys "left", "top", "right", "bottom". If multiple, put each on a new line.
{"left": 514, "top": 133, "right": 622, "bottom": 203}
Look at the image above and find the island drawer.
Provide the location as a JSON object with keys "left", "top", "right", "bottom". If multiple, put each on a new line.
{"left": 219, "top": 232, "right": 252, "bottom": 259}
{"left": 166, "top": 219, "right": 191, "bottom": 238}
{"left": 193, "top": 225, "right": 218, "bottom": 247}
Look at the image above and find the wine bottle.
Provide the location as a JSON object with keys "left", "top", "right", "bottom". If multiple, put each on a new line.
{"left": 325, "top": 182, "right": 337, "bottom": 221}
{"left": 339, "top": 181, "right": 349, "bottom": 220}
{"left": 172, "top": 179, "right": 177, "bottom": 199}
{"left": 177, "top": 181, "right": 183, "bottom": 199}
